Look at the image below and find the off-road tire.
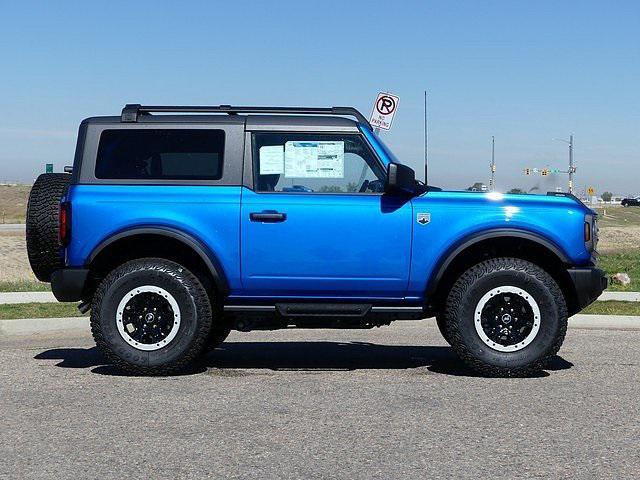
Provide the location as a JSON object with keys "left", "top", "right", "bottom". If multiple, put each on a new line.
{"left": 205, "top": 325, "right": 232, "bottom": 351}
{"left": 90, "top": 258, "right": 213, "bottom": 375}
{"left": 436, "top": 314, "right": 452, "bottom": 345}
{"left": 443, "top": 257, "right": 568, "bottom": 377}
{"left": 25, "top": 173, "right": 71, "bottom": 281}
{"left": 201, "top": 303, "right": 231, "bottom": 353}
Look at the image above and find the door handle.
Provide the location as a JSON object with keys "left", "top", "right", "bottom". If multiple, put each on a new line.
{"left": 250, "top": 211, "right": 287, "bottom": 223}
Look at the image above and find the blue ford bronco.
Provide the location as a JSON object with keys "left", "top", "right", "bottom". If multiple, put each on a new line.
{"left": 26, "top": 104, "right": 606, "bottom": 376}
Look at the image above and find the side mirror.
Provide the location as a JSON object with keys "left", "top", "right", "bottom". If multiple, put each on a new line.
{"left": 385, "top": 162, "right": 416, "bottom": 195}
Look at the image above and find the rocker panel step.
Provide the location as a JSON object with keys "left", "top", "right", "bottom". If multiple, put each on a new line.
{"left": 275, "top": 303, "right": 372, "bottom": 317}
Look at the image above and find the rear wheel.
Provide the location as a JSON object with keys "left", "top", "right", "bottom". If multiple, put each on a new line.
{"left": 435, "top": 315, "right": 451, "bottom": 345}
{"left": 443, "top": 257, "right": 567, "bottom": 377}
{"left": 90, "top": 258, "right": 213, "bottom": 375}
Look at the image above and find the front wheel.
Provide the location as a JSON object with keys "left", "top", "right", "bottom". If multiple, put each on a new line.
{"left": 90, "top": 259, "right": 213, "bottom": 375}
{"left": 442, "top": 258, "right": 567, "bottom": 377}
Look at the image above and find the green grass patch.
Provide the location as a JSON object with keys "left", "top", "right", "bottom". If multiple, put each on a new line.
{"left": 598, "top": 251, "right": 640, "bottom": 292}
{"left": 0, "top": 302, "right": 83, "bottom": 320}
{"left": 582, "top": 301, "right": 640, "bottom": 316}
{"left": 0, "top": 281, "right": 51, "bottom": 292}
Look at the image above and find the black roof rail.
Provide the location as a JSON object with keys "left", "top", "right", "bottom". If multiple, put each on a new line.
{"left": 121, "top": 104, "right": 372, "bottom": 129}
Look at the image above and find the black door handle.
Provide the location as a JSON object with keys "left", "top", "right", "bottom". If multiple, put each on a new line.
{"left": 250, "top": 211, "right": 287, "bottom": 222}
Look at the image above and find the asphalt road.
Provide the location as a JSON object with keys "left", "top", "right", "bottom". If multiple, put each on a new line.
{"left": 1, "top": 322, "right": 639, "bottom": 479}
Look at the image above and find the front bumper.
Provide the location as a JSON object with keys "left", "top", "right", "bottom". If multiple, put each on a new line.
{"left": 51, "top": 268, "right": 89, "bottom": 302}
{"left": 567, "top": 267, "right": 607, "bottom": 313}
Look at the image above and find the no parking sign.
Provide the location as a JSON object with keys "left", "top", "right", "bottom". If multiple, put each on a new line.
{"left": 369, "top": 92, "right": 399, "bottom": 130}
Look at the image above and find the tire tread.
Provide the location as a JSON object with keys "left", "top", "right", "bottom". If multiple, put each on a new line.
{"left": 443, "top": 257, "right": 568, "bottom": 377}
{"left": 90, "top": 258, "right": 212, "bottom": 375}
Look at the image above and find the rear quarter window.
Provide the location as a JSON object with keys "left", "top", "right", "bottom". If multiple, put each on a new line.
{"left": 95, "top": 129, "right": 224, "bottom": 180}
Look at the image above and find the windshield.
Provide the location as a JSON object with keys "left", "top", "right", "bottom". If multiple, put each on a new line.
{"left": 360, "top": 126, "right": 402, "bottom": 166}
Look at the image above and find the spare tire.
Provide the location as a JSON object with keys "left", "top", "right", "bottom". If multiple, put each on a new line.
{"left": 26, "top": 173, "right": 71, "bottom": 281}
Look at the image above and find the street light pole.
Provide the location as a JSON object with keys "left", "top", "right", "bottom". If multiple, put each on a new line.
{"left": 490, "top": 135, "right": 496, "bottom": 191}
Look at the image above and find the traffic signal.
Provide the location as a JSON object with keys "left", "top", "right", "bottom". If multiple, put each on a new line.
{"left": 541, "top": 168, "right": 549, "bottom": 176}
{"left": 524, "top": 168, "right": 531, "bottom": 175}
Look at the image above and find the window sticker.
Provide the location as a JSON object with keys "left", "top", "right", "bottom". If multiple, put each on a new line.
{"left": 284, "top": 141, "right": 344, "bottom": 178}
{"left": 259, "top": 145, "right": 284, "bottom": 174}
{"left": 317, "top": 141, "right": 344, "bottom": 178}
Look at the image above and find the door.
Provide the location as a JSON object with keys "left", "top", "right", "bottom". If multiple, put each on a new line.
{"left": 240, "top": 131, "right": 412, "bottom": 299}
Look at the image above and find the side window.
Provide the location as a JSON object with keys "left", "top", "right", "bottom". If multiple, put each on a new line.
{"left": 95, "top": 129, "right": 224, "bottom": 180}
{"left": 253, "top": 133, "right": 385, "bottom": 193}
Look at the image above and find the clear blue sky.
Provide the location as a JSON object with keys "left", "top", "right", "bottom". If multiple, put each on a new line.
{"left": 0, "top": 0, "right": 638, "bottom": 195}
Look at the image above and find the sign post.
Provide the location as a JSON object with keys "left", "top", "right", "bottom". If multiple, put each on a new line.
{"left": 360, "top": 92, "right": 400, "bottom": 185}
{"left": 369, "top": 92, "right": 400, "bottom": 131}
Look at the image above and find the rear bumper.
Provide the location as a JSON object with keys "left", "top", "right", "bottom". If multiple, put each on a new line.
{"left": 567, "top": 267, "right": 607, "bottom": 313}
{"left": 51, "top": 268, "right": 89, "bottom": 302}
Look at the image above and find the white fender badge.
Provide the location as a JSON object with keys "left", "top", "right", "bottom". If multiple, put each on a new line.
{"left": 417, "top": 213, "right": 431, "bottom": 225}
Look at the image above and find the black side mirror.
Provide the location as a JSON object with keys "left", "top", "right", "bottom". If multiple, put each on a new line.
{"left": 385, "top": 162, "right": 416, "bottom": 195}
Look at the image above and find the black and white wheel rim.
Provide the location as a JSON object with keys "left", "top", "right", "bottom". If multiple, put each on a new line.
{"left": 474, "top": 286, "right": 541, "bottom": 352}
{"left": 116, "top": 286, "right": 181, "bottom": 351}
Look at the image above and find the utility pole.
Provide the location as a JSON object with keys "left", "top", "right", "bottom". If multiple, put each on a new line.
{"left": 424, "top": 90, "right": 428, "bottom": 184}
{"left": 490, "top": 136, "right": 496, "bottom": 191}
{"left": 552, "top": 135, "right": 576, "bottom": 194}
{"left": 568, "top": 134, "right": 574, "bottom": 194}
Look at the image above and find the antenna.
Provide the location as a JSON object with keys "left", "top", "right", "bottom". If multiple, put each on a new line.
{"left": 424, "top": 90, "right": 428, "bottom": 184}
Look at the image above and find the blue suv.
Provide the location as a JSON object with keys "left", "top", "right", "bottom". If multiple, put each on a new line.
{"left": 25, "top": 104, "right": 606, "bottom": 376}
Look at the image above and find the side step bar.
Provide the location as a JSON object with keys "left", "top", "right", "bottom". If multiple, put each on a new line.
{"left": 223, "top": 304, "right": 423, "bottom": 317}
{"left": 276, "top": 303, "right": 371, "bottom": 317}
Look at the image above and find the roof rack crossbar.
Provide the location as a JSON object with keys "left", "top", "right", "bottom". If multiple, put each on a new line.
{"left": 120, "top": 104, "right": 372, "bottom": 129}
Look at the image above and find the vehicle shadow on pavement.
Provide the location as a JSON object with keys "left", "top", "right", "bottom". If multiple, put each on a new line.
{"left": 206, "top": 342, "right": 573, "bottom": 378}
{"left": 33, "top": 347, "right": 207, "bottom": 376}
{"left": 33, "top": 342, "right": 574, "bottom": 378}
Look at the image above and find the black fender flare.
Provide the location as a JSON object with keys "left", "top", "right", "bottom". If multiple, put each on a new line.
{"left": 426, "top": 228, "right": 570, "bottom": 297}
{"left": 87, "top": 226, "right": 229, "bottom": 295}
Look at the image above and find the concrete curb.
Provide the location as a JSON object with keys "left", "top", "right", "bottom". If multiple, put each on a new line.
{"left": 0, "top": 317, "right": 89, "bottom": 337}
{"left": 597, "top": 291, "right": 640, "bottom": 302}
{"left": 2, "top": 314, "right": 640, "bottom": 338}
{"left": 0, "top": 223, "right": 25, "bottom": 232}
{"left": 0, "top": 292, "right": 57, "bottom": 304}
{"left": 569, "top": 314, "right": 640, "bottom": 330}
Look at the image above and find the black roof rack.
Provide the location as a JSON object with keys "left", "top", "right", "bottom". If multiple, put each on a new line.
{"left": 121, "top": 104, "right": 372, "bottom": 129}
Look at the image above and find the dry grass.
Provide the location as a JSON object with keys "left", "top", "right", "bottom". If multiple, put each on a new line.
{"left": 593, "top": 205, "right": 640, "bottom": 228}
{"left": 0, "top": 232, "right": 41, "bottom": 284}
{"left": 0, "top": 184, "right": 31, "bottom": 224}
{"left": 593, "top": 206, "right": 640, "bottom": 253}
